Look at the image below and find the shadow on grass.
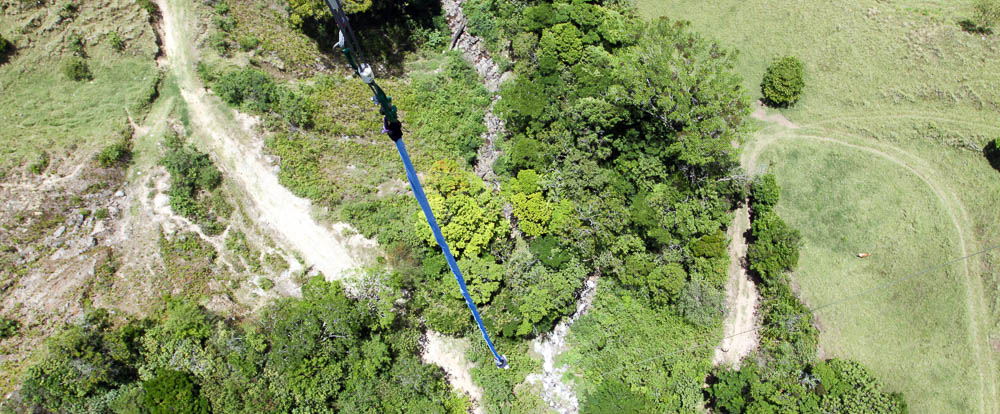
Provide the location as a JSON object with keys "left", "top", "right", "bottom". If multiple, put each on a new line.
{"left": 0, "top": 41, "right": 16, "bottom": 65}
{"left": 958, "top": 19, "right": 994, "bottom": 35}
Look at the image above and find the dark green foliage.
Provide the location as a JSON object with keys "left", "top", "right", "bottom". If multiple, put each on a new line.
{"left": 20, "top": 309, "right": 148, "bottom": 412}
{"left": 761, "top": 56, "right": 805, "bottom": 107}
{"left": 984, "top": 137, "right": 1000, "bottom": 171}
{"left": 0, "top": 33, "right": 9, "bottom": 55}
{"left": 708, "top": 359, "right": 906, "bottom": 414}
{"left": 214, "top": 68, "right": 277, "bottom": 112}
{"left": 62, "top": 56, "right": 92, "bottom": 81}
{"left": 160, "top": 137, "right": 225, "bottom": 233}
{"left": 0, "top": 317, "right": 19, "bottom": 339}
{"left": 29, "top": 151, "right": 49, "bottom": 174}
{"left": 750, "top": 173, "right": 781, "bottom": 214}
{"left": 142, "top": 369, "right": 210, "bottom": 414}
{"left": 96, "top": 141, "right": 132, "bottom": 168}
{"left": 529, "top": 235, "right": 572, "bottom": 270}
{"left": 107, "top": 31, "right": 125, "bottom": 51}
{"left": 57, "top": 2, "right": 79, "bottom": 21}
{"left": 747, "top": 210, "right": 801, "bottom": 283}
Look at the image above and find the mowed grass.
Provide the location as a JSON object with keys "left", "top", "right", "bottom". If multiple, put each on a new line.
{"left": 755, "top": 138, "right": 977, "bottom": 412}
{"left": 0, "top": 0, "right": 160, "bottom": 171}
{"left": 638, "top": 0, "right": 1000, "bottom": 411}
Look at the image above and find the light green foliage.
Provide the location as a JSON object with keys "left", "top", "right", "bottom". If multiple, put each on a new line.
{"left": 96, "top": 141, "right": 132, "bottom": 168}
{"left": 287, "top": 0, "right": 371, "bottom": 27}
{"left": 975, "top": 0, "right": 1000, "bottom": 29}
{"left": 106, "top": 31, "right": 125, "bottom": 51}
{"left": 539, "top": 23, "right": 585, "bottom": 64}
{"left": 417, "top": 159, "right": 508, "bottom": 258}
{"left": 565, "top": 283, "right": 715, "bottom": 412}
{"left": 226, "top": 230, "right": 261, "bottom": 272}
{"left": 761, "top": 56, "right": 805, "bottom": 107}
{"left": 62, "top": 56, "right": 92, "bottom": 81}
{"left": 644, "top": 0, "right": 1000, "bottom": 411}
{"left": 510, "top": 192, "right": 552, "bottom": 238}
{"left": 406, "top": 53, "right": 491, "bottom": 163}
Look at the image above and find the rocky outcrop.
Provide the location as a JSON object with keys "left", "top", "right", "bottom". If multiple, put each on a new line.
{"left": 441, "top": 0, "right": 506, "bottom": 191}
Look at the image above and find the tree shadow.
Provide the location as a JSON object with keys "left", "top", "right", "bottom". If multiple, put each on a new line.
{"left": 958, "top": 19, "right": 994, "bottom": 35}
{"left": 300, "top": 0, "right": 444, "bottom": 77}
{"left": 984, "top": 140, "right": 1000, "bottom": 172}
{"left": 0, "top": 41, "right": 16, "bottom": 65}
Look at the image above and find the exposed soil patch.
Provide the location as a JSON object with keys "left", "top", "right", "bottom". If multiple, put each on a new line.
{"left": 713, "top": 203, "right": 759, "bottom": 367}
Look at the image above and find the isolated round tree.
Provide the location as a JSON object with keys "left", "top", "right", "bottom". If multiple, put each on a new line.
{"left": 761, "top": 56, "right": 805, "bottom": 107}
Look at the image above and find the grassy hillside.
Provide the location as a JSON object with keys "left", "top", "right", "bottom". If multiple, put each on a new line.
{"left": 0, "top": 0, "right": 160, "bottom": 172}
{"left": 641, "top": 0, "right": 1000, "bottom": 411}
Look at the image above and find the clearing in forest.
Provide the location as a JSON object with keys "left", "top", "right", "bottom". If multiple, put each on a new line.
{"left": 643, "top": 0, "right": 1000, "bottom": 412}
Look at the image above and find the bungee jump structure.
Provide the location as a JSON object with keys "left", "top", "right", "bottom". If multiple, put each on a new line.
{"left": 323, "top": 0, "right": 509, "bottom": 369}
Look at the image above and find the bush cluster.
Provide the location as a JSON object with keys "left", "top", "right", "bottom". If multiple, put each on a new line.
{"left": 16, "top": 279, "right": 463, "bottom": 413}
{"left": 107, "top": 31, "right": 125, "bottom": 51}
{"left": 213, "top": 67, "right": 315, "bottom": 128}
{"left": 96, "top": 141, "right": 132, "bottom": 168}
{"left": 160, "top": 134, "right": 227, "bottom": 234}
{"left": 62, "top": 56, "right": 92, "bottom": 81}
{"left": 761, "top": 56, "right": 805, "bottom": 107}
{"left": 0, "top": 33, "right": 9, "bottom": 54}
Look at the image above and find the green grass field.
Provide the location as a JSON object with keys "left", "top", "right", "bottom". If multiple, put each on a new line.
{"left": 0, "top": 0, "right": 160, "bottom": 171}
{"left": 640, "top": 0, "right": 1000, "bottom": 411}
{"left": 751, "top": 138, "right": 978, "bottom": 412}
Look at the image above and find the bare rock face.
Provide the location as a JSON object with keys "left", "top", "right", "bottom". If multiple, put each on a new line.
{"left": 440, "top": 0, "right": 509, "bottom": 191}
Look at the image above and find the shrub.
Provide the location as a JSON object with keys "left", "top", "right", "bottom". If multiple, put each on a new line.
{"left": 94, "top": 208, "right": 109, "bottom": 220}
{"left": 29, "top": 151, "right": 50, "bottom": 174}
{"left": 62, "top": 56, "right": 92, "bottom": 81}
{"left": 0, "top": 33, "right": 9, "bottom": 54}
{"left": 136, "top": 0, "right": 158, "bottom": 16}
{"left": 67, "top": 32, "right": 85, "bottom": 56}
{"left": 238, "top": 35, "right": 259, "bottom": 51}
{"left": 57, "top": 2, "right": 78, "bottom": 22}
{"left": 975, "top": 0, "right": 1000, "bottom": 29}
{"left": 0, "top": 317, "right": 19, "bottom": 339}
{"left": 142, "top": 369, "right": 210, "bottom": 414}
{"left": 209, "top": 31, "right": 229, "bottom": 56}
{"left": 761, "top": 56, "right": 805, "bottom": 107}
{"left": 214, "top": 68, "right": 277, "bottom": 112}
{"left": 107, "top": 31, "right": 125, "bottom": 51}
{"left": 985, "top": 137, "right": 1000, "bottom": 171}
{"left": 259, "top": 278, "right": 274, "bottom": 290}
{"left": 96, "top": 141, "right": 132, "bottom": 167}
{"left": 750, "top": 173, "right": 781, "bottom": 215}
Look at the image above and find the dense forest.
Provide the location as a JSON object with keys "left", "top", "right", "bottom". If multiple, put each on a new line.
{"left": 9, "top": 0, "right": 907, "bottom": 412}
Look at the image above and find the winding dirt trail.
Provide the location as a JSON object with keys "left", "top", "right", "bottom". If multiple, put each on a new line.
{"left": 744, "top": 107, "right": 997, "bottom": 414}
{"left": 712, "top": 204, "right": 757, "bottom": 366}
{"left": 156, "top": 0, "right": 375, "bottom": 282}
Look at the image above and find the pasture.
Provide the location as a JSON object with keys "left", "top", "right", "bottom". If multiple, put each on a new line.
{"left": 642, "top": 0, "right": 1000, "bottom": 411}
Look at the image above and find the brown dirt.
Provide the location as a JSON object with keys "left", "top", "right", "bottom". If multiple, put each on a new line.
{"left": 713, "top": 204, "right": 759, "bottom": 367}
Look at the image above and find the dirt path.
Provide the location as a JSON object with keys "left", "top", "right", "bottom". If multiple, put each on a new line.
{"left": 155, "top": 0, "right": 375, "bottom": 282}
{"left": 421, "top": 331, "right": 484, "bottom": 414}
{"left": 712, "top": 204, "right": 758, "bottom": 366}
{"left": 743, "top": 110, "right": 997, "bottom": 413}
